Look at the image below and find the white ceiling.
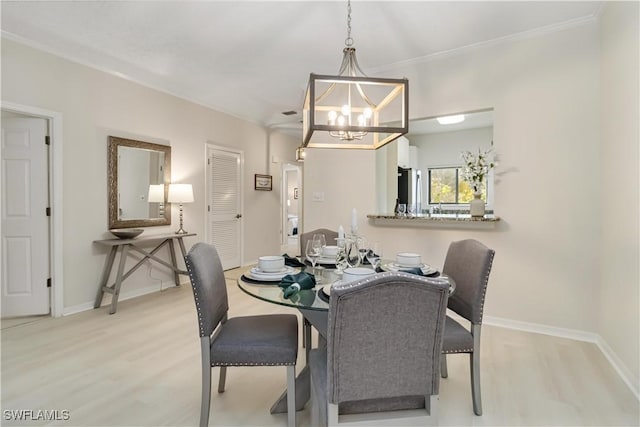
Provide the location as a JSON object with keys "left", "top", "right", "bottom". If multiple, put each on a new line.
{"left": 1, "top": 1, "right": 602, "bottom": 132}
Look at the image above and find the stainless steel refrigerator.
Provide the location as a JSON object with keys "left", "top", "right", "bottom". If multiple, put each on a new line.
{"left": 397, "top": 167, "right": 422, "bottom": 212}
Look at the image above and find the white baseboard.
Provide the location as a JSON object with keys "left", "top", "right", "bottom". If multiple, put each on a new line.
{"left": 484, "top": 315, "right": 599, "bottom": 342}
{"left": 595, "top": 335, "right": 640, "bottom": 400}
{"left": 63, "top": 281, "right": 181, "bottom": 316}
{"left": 484, "top": 315, "right": 639, "bottom": 400}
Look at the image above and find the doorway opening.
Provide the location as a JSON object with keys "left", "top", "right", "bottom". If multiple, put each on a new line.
{"left": 281, "top": 163, "right": 302, "bottom": 256}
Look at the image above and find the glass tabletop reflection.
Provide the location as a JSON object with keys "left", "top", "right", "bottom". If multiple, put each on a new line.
{"left": 236, "top": 260, "right": 455, "bottom": 311}
{"left": 237, "top": 267, "right": 336, "bottom": 311}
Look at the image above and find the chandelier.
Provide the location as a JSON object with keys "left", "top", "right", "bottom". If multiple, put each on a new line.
{"left": 302, "top": 0, "right": 408, "bottom": 150}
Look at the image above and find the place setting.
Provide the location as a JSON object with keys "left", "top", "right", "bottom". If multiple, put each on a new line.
{"left": 241, "top": 255, "right": 301, "bottom": 284}
{"left": 379, "top": 252, "right": 439, "bottom": 277}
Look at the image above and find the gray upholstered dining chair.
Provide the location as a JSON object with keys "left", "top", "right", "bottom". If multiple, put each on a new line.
{"left": 439, "top": 239, "right": 495, "bottom": 416}
{"left": 185, "top": 242, "right": 299, "bottom": 427}
{"left": 309, "top": 272, "right": 449, "bottom": 426}
{"left": 299, "top": 228, "right": 339, "bottom": 258}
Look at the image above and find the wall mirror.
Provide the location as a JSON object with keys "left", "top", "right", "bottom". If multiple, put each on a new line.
{"left": 376, "top": 109, "right": 494, "bottom": 214}
{"left": 108, "top": 136, "right": 171, "bottom": 229}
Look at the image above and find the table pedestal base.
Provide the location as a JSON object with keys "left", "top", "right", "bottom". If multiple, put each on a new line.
{"left": 270, "top": 366, "right": 311, "bottom": 413}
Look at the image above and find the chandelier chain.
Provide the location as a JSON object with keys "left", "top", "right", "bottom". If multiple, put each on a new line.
{"left": 345, "top": 0, "right": 353, "bottom": 47}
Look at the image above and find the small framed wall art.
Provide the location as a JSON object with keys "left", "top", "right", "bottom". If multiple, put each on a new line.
{"left": 254, "top": 174, "right": 272, "bottom": 191}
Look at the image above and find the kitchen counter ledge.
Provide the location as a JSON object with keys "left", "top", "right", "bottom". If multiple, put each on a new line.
{"left": 367, "top": 213, "right": 500, "bottom": 230}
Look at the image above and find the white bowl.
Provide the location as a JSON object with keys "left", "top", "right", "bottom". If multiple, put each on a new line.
{"left": 322, "top": 245, "right": 338, "bottom": 257}
{"left": 396, "top": 252, "right": 422, "bottom": 267}
{"left": 342, "top": 267, "right": 375, "bottom": 284}
{"left": 258, "top": 255, "right": 285, "bottom": 272}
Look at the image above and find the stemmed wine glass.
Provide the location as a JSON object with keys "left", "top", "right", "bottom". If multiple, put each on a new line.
{"left": 335, "top": 241, "right": 347, "bottom": 275}
{"left": 305, "top": 239, "right": 322, "bottom": 279}
{"left": 312, "top": 234, "right": 327, "bottom": 278}
{"left": 357, "top": 237, "right": 368, "bottom": 265}
{"left": 366, "top": 242, "right": 383, "bottom": 271}
{"left": 312, "top": 234, "right": 327, "bottom": 255}
{"left": 345, "top": 237, "right": 361, "bottom": 268}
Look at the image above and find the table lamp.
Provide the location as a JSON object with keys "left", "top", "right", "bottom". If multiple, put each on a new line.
{"left": 168, "top": 183, "right": 194, "bottom": 234}
{"left": 148, "top": 184, "right": 165, "bottom": 218}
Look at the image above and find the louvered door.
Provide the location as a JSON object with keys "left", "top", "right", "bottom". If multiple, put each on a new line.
{"left": 205, "top": 145, "right": 243, "bottom": 270}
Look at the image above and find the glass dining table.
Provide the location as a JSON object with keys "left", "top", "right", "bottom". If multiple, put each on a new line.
{"left": 236, "top": 261, "right": 456, "bottom": 414}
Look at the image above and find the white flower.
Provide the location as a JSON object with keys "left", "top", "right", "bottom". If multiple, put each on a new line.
{"left": 460, "top": 148, "right": 496, "bottom": 192}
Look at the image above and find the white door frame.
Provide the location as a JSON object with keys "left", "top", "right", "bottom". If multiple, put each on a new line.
{"left": 1, "top": 101, "right": 64, "bottom": 317}
{"left": 204, "top": 142, "right": 244, "bottom": 268}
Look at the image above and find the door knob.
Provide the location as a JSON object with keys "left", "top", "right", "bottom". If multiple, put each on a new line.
{"left": 236, "top": 214, "right": 242, "bottom": 219}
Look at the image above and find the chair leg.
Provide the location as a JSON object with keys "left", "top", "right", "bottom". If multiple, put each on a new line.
{"left": 328, "top": 403, "right": 339, "bottom": 426}
{"left": 470, "top": 324, "right": 482, "bottom": 416}
{"left": 440, "top": 354, "right": 448, "bottom": 378}
{"left": 200, "top": 338, "right": 212, "bottom": 427}
{"left": 286, "top": 365, "right": 296, "bottom": 427}
{"left": 218, "top": 366, "right": 227, "bottom": 393}
{"left": 304, "top": 319, "right": 312, "bottom": 366}
{"left": 428, "top": 394, "right": 439, "bottom": 425}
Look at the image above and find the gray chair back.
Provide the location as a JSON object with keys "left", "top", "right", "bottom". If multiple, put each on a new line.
{"left": 442, "top": 239, "right": 495, "bottom": 325}
{"left": 185, "top": 242, "right": 229, "bottom": 338}
{"left": 326, "top": 272, "right": 449, "bottom": 405}
{"left": 300, "top": 228, "right": 339, "bottom": 257}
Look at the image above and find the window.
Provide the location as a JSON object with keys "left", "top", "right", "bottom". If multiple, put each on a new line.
{"left": 428, "top": 167, "right": 487, "bottom": 204}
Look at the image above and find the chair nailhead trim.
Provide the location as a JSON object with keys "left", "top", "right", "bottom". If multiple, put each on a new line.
{"left": 443, "top": 349, "right": 473, "bottom": 354}
{"left": 477, "top": 250, "right": 495, "bottom": 324}
{"left": 213, "top": 362, "right": 296, "bottom": 366}
{"left": 185, "top": 257, "right": 207, "bottom": 337}
{"left": 332, "top": 271, "right": 451, "bottom": 291}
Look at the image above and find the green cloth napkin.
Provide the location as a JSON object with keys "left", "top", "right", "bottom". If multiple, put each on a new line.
{"left": 279, "top": 271, "right": 316, "bottom": 299}
{"left": 400, "top": 267, "right": 424, "bottom": 276}
{"left": 282, "top": 253, "right": 305, "bottom": 268}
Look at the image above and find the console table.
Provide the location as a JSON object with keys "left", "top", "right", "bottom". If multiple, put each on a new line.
{"left": 94, "top": 233, "right": 196, "bottom": 314}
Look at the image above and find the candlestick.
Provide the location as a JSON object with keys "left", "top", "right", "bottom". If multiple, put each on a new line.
{"left": 351, "top": 208, "right": 358, "bottom": 235}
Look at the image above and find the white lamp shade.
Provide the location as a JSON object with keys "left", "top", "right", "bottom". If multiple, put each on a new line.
{"left": 148, "top": 184, "right": 165, "bottom": 203}
{"left": 168, "top": 184, "right": 194, "bottom": 203}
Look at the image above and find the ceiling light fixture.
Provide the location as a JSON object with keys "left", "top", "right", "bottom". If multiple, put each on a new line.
{"left": 295, "top": 147, "right": 306, "bottom": 162}
{"left": 437, "top": 114, "right": 465, "bottom": 125}
{"left": 302, "top": 0, "right": 408, "bottom": 150}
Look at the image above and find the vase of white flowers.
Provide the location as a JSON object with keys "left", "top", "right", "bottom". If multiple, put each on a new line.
{"left": 461, "top": 148, "right": 495, "bottom": 217}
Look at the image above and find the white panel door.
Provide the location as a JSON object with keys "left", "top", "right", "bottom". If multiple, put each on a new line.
{"left": 206, "top": 146, "right": 242, "bottom": 270}
{"left": 1, "top": 117, "right": 50, "bottom": 316}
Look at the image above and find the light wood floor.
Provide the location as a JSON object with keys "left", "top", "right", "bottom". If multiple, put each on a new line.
{"left": 1, "top": 267, "right": 638, "bottom": 427}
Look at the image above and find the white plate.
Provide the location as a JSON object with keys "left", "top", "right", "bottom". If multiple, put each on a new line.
{"left": 320, "top": 280, "right": 342, "bottom": 297}
{"left": 247, "top": 266, "right": 297, "bottom": 281}
{"left": 392, "top": 261, "right": 426, "bottom": 269}
{"left": 381, "top": 262, "right": 437, "bottom": 276}
{"left": 250, "top": 266, "right": 293, "bottom": 275}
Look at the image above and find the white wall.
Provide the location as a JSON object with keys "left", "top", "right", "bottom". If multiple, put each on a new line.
{"left": 304, "top": 17, "right": 638, "bottom": 382}
{"left": 598, "top": 1, "right": 640, "bottom": 389}
{"left": 1, "top": 38, "right": 299, "bottom": 310}
{"left": 412, "top": 127, "right": 493, "bottom": 169}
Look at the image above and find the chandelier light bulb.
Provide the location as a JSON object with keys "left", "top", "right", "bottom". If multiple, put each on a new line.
{"left": 328, "top": 110, "right": 338, "bottom": 125}
{"left": 357, "top": 114, "right": 366, "bottom": 126}
{"left": 364, "top": 107, "right": 372, "bottom": 118}
{"left": 341, "top": 104, "right": 351, "bottom": 116}
{"left": 337, "top": 115, "right": 346, "bottom": 126}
